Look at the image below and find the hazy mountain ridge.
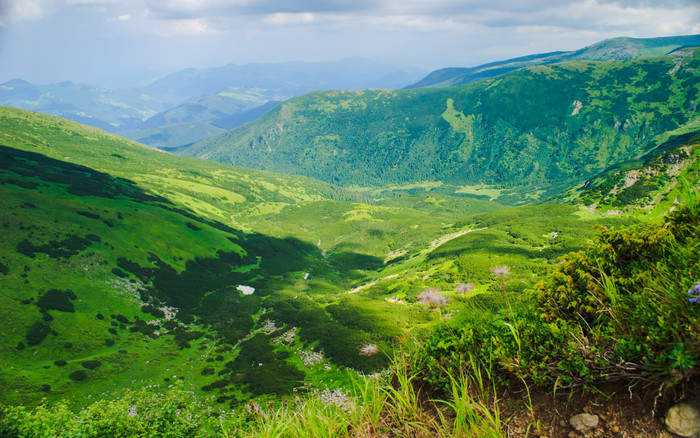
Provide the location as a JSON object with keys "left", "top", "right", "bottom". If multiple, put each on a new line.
{"left": 178, "top": 48, "right": 700, "bottom": 204}
{"left": 407, "top": 34, "right": 700, "bottom": 88}
{"left": 0, "top": 59, "right": 425, "bottom": 150}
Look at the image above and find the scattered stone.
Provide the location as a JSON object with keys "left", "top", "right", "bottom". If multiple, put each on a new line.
{"left": 570, "top": 413, "right": 600, "bottom": 433}
{"left": 665, "top": 398, "right": 700, "bottom": 437}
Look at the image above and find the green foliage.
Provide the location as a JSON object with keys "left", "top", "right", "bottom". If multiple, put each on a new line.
{"left": 180, "top": 50, "right": 700, "bottom": 204}
{"left": 68, "top": 370, "right": 88, "bottom": 381}
{"left": 25, "top": 322, "right": 50, "bottom": 346}
{"left": 36, "top": 289, "right": 76, "bottom": 313}
{"left": 81, "top": 360, "right": 102, "bottom": 370}
{"left": 412, "top": 192, "right": 700, "bottom": 390}
{"left": 0, "top": 386, "right": 225, "bottom": 437}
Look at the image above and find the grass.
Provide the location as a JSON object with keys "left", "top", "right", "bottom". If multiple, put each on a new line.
{"left": 1, "top": 350, "right": 508, "bottom": 437}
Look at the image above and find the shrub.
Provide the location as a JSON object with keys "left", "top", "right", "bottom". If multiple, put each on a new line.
{"left": 413, "top": 192, "right": 700, "bottom": 390}
{"left": 81, "top": 360, "right": 102, "bottom": 370}
{"left": 36, "top": 289, "right": 76, "bottom": 313}
{"left": 54, "top": 360, "right": 67, "bottom": 367}
{"left": 114, "top": 314, "right": 129, "bottom": 324}
{"left": 26, "top": 322, "right": 50, "bottom": 346}
{"left": 68, "top": 370, "right": 87, "bottom": 381}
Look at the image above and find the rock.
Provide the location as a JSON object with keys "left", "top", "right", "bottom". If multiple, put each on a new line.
{"left": 665, "top": 398, "right": 700, "bottom": 437}
{"left": 570, "top": 413, "right": 600, "bottom": 433}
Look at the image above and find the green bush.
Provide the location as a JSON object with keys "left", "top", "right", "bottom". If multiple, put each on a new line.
{"left": 36, "top": 289, "right": 76, "bottom": 313}
{"left": 26, "top": 322, "right": 50, "bottom": 346}
{"left": 0, "top": 386, "right": 224, "bottom": 437}
{"left": 81, "top": 360, "right": 102, "bottom": 370}
{"left": 68, "top": 370, "right": 87, "bottom": 381}
{"left": 412, "top": 192, "right": 700, "bottom": 390}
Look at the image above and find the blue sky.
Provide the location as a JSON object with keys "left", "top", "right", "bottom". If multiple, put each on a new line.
{"left": 0, "top": 0, "right": 698, "bottom": 87}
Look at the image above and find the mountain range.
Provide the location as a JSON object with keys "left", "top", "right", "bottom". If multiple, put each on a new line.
{"left": 0, "top": 58, "right": 425, "bottom": 149}
{"left": 177, "top": 46, "right": 700, "bottom": 204}
{"left": 1, "top": 34, "right": 700, "bottom": 433}
{"left": 405, "top": 34, "right": 700, "bottom": 88}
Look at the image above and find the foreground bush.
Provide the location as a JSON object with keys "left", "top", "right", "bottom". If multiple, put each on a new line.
{"left": 412, "top": 190, "right": 700, "bottom": 391}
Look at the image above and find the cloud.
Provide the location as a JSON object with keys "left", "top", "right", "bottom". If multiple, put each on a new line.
{"left": 4, "top": 0, "right": 57, "bottom": 22}
{"left": 263, "top": 12, "right": 315, "bottom": 25}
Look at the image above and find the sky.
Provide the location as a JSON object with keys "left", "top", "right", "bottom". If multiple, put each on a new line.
{"left": 0, "top": 0, "right": 699, "bottom": 87}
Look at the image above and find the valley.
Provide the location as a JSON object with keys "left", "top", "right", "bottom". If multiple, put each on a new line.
{"left": 1, "top": 38, "right": 699, "bottom": 437}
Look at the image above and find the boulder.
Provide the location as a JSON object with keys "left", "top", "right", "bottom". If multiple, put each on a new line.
{"left": 666, "top": 398, "right": 700, "bottom": 437}
{"left": 570, "top": 413, "right": 599, "bottom": 433}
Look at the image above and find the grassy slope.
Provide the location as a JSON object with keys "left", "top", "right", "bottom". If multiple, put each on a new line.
{"left": 178, "top": 49, "right": 700, "bottom": 204}
{"left": 0, "top": 107, "right": 449, "bottom": 407}
{"left": 0, "top": 106, "right": 649, "bottom": 415}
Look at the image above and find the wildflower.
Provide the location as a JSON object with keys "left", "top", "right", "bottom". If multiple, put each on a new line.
{"left": 359, "top": 343, "right": 379, "bottom": 356}
{"left": 455, "top": 282, "right": 475, "bottom": 294}
{"left": 491, "top": 265, "right": 512, "bottom": 318}
{"left": 418, "top": 289, "right": 449, "bottom": 307}
{"left": 688, "top": 283, "right": 700, "bottom": 304}
{"left": 490, "top": 265, "right": 511, "bottom": 277}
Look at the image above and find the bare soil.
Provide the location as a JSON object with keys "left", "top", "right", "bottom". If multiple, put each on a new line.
{"left": 501, "top": 378, "right": 699, "bottom": 437}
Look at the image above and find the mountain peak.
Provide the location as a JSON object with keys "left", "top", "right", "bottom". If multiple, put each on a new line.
{"left": 2, "top": 78, "right": 33, "bottom": 88}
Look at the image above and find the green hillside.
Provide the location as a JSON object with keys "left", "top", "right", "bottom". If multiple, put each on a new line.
{"left": 0, "top": 105, "right": 644, "bottom": 414}
{"left": 0, "top": 107, "right": 445, "bottom": 408}
{"left": 178, "top": 49, "right": 700, "bottom": 204}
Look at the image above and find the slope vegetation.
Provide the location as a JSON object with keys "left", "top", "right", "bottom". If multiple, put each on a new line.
{"left": 178, "top": 49, "right": 700, "bottom": 204}
{"left": 0, "top": 107, "right": 448, "bottom": 407}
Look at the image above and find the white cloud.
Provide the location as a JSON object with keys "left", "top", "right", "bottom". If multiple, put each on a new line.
{"left": 5, "top": 0, "right": 56, "bottom": 22}
{"left": 263, "top": 12, "right": 315, "bottom": 24}
{"left": 153, "top": 17, "right": 212, "bottom": 36}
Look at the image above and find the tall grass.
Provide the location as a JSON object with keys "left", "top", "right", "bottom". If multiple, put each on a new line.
{"left": 1, "top": 350, "right": 507, "bottom": 438}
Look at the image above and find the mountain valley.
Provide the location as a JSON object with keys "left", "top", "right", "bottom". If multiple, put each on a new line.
{"left": 1, "top": 36, "right": 700, "bottom": 437}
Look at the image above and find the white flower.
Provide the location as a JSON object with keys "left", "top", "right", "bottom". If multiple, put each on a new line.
{"left": 359, "top": 343, "right": 379, "bottom": 356}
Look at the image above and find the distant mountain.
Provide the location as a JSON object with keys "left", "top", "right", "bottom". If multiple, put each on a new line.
{"left": 120, "top": 91, "right": 280, "bottom": 149}
{"left": 406, "top": 34, "right": 700, "bottom": 89}
{"left": 0, "top": 58, "right": 424, "bottom": 149}
{"left": 0, "top": 79, "right": 167, "bottom": 132}
{"left": 178, "top": 48, "right": 700, "bottom": 204}
{"left": 141, "top": 58, "right": 426, "bottom": 103}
